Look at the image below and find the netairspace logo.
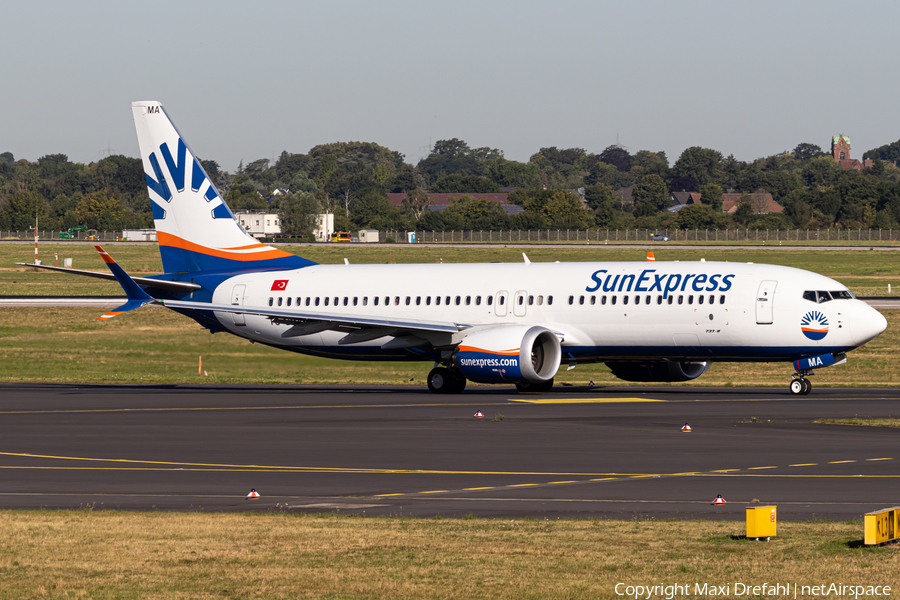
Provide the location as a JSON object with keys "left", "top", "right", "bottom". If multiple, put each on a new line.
{"left": 614, "top": 582, "right": 892, "bottom": 599}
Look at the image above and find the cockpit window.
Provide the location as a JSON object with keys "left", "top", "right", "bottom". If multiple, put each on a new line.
{"left": 804, "top": 290, "right": 845, "bottom": 303}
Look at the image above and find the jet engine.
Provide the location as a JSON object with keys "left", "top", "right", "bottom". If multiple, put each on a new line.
{"left": 605, "top": 360, "right": 710, "bottom": 382}
{"left": 455, "top": 325, "right": 562, "bottom": 384}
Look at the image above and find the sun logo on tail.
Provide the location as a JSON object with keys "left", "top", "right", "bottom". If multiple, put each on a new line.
{"left": 800, "top": 310, "right": 829, "bottom": 341}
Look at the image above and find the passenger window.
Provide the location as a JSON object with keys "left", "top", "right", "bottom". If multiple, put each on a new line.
{"left": 373, "top": 297, "right": 379, "bottom": 306}
{"left": 343, "top": 297, "right": 348, "bottom": 306}
{"left": 467, "top": 296, "right": 472, "bottom": 305}
{"left": 446, "top": 296, "right": 451, "bottom": 305}
{"left": 487, "top": 296, "right": 493, "bottom": 305}
{"left": 537, "top": 296, "right": 543, "bottom": 305}
{"left": 657, "top": 295, "right": 663, "bottom": 305}
{"left": 668, "top": 296, "right": 674, "bottom": 305}
{"left": 324, "top": 297, "right": 329, "bottom": 306}
{"left": 363, "top": 297, "right": 367, "bottom": 306}
{"left": 306, "top": 298, "right": 311, "bottom": 306}
{"left": 394, "top": 296, "right": 400, "bottom": 306}
{"left": 499, "top": 296, "right": 505, "bottom": 305}
{"left": 568, "top": 296, "right": 574, "bottom": 305}
{"left": 623, "top": 296, "right": 629, "bottom": 305}
{"left": 708, "top": 295, "right": 714, "bottom": 305}
{"left": 315, "top": 297, "right": 320, "bottom": 306}
{"left": 634, "top": 296, "right": 640, "bottom": 305}
{"left": 268, "top": 297, "right": 273, "bottom": 306}
{"left": 698, "top": 295, "right": 704, "bottom": 305}
{"left": 528, "top": 295, "right": 534, "bottom": 305}
{"left": 405, "top": 297, "right": 411, "bottom": 306}
{"left": 719, "top": 295, "right": 725, "bottom": 304}
{"left": 678, "top": 295, "right": 684, "bottom": 305}
{"left": 353, "top": 297, "right": 358, "bottom": 306}
{"left": 579, "top": 296, "right": 584, "bottom": 305}
{"left": 548, "top": 296, "right": 553, "bottom": 305}
{"left": 611, "top": 296, "right": 617, "bottom": 305}
{"left": 455, "top": 296, "right": 461, "bottom": 306}
{"left": 385, "top": 296, "right": 389, "bottom": 305}
{"left": 688, "top": 295, "right": 693, "bottom": 305}
{"left": 602, "top": 295, "right": 607, "bottom": 305}
{"left": 426, "top": 296, "right": 431, "bottom": 305}
{"left": 590, "top": 296, "right": 595, "bottom": 305}
{"left": 476, "top": 296, "right": 481, "bottom": 305}
{"left": 416, "top": 297, "right": 421, "bottom": 306}
{"left": 287, "top": 297, "right": 291, "bottom": 307}
{"left": 334, "top": 297, "right": 339, "bottom": 306}
{"left": 436, "top": 296, "right": 441, "bottom": 306}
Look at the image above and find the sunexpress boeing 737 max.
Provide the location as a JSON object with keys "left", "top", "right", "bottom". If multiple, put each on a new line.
{"left": 23, "top": 102, "right": 888, "bottom": 394}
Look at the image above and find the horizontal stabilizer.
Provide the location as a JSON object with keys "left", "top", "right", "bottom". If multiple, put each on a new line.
{"left": 14, "top": 262, "right": 200, "bottom": 292}
{"left": 93, "top": 246, "right": 155, "bottom": 319}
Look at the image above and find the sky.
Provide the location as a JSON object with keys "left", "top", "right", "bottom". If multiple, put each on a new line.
{"left": 3, "top": 0, "right": 898, "bottom": 173}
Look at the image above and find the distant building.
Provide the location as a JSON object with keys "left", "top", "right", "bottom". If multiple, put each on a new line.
{"left": 235, "top": 211, "right": 281, "bottom": 237}
{"left": 832, "top": 134, "right": 874, "bottom": 170}
{"left": 314, "top": 213, "right": 334, "bottom": 241}
{"left": 669, "top": 191, "right": 702, "bottom": 212}
{"left": 722, "top": 193, "right": 783, "bottom": 214}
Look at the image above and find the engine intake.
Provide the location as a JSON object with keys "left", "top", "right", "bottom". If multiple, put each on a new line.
{"left": 455, "top": 325, "right": 562, "bottom": 384}
{"left": 605, "top": 361, "right": 710, "bottom": 383}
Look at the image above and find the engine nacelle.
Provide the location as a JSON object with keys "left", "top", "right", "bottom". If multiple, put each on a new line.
{"left": 455, "top": 325, "right": 562, "bottom": 384}
{"left": 605, "top": 360, "right": 710, "bottom": 383}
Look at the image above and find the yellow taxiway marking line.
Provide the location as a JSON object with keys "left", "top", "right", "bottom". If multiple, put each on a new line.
{"left": 789, "top": 463, "right": 817, "bottom": 467}
{"left": 548, "top": 481, "right": 578, "bottom": 484}
{"left": 712, "top": 469, "right": 740, "bottom": 472}
{"left": 0, "top": 402, "right": 509, "bottom": 416}
{"left": 508, "top": 483, "right": 539, "bottom": 487}
{"left": 867, "top": 458, "right": 893, "bottom": 461}
{"left": 419, "top": 490, "right": 447, "bottom": 494}
{"left": 590, "top": 478, "right": 617, "bottom": 481}
{"left": 374, "top": 493, "right": 405, "bottom": 497}
{"left": 463, "top": 487, "right": 495, "bottom": 491}
{"left": 829, "top": 460, "right": 856, "bottom": 464}
{"left": 510, "top": 398, "right": 666, "bottom": 404}
{"left": 747, "top": 466, "right": 778, "bottom": 470}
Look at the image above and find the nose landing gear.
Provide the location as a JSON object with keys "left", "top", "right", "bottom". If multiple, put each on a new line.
{"left": 789, "top": 371, "right": 812, "bottom": 395}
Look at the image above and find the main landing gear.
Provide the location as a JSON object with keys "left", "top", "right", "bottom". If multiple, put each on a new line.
{"left": 789, "top": 370, "right": 812, "bottom": 395}
{"left": 427, "top": 366, "right": 467, "bottom": 394}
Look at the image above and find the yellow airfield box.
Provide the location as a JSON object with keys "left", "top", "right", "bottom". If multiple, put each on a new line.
{"left": 746, "top": 506, "right": 777, "bottom": 539}
{"left": 864, "top": 507, "right": 899, "bottom": 546}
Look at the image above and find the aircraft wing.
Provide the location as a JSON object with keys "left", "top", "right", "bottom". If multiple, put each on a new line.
{"left": 159, "top": 298, "right": 466, "bottom": 338}
{"left": 14, "top": 263, "right": 201, "bottom": 293}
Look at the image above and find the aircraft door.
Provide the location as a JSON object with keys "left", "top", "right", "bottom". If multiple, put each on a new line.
{"left": 513, "top": 291, "right": 527, "bottom": 317}
{"left": 495, "top": 291, "right": 509, "bottom": 317}
{"left": 231, "top": 284, "right": 246, "bottom": 326}
{"left": 756, "top": 280, "right": 777, "bottom": 324}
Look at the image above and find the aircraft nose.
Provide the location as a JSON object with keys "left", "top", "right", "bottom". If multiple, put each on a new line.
{"left": 852, "top": 304, "right": 887, "bottom": 346}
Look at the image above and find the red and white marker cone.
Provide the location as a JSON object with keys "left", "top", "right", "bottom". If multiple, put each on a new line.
{"left": 712, "top": 494, "right": 726, "bottom": 505}
{"left": 646, "top": 251, "right": 656, "bottom": 262}
{"left": 681, "top": 423, "right": 692, "bottom": 432}
{"left": 474, "top": 411, "right": 484, "bottom": 419}
{"left": 247, "top": 488, "right": 260, "bottom": 499}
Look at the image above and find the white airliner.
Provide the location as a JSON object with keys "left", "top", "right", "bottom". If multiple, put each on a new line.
{"left": 22, "top": 102, "right": 888, "bottom": 395}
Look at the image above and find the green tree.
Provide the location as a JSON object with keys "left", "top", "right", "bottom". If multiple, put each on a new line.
{"left": 541, "top": 191, "right": 591, "bottom": 229}
{"left": 278, "top": 191, "right": 319, "bottom": 237}
{"left": 401, "top": 189, "right": 431, "bottom": 221}
{"left": 597, "top": 145, "right": 632, "bottom": 172}
{"left": 673, "top": 204, "right": 728, "bottom": 229}
{"left": 793, "top": 143, "right": 825, "bottom": 161}
{"left": 74, "top": 191, "right": 124, "bottom": 230}
{"left": 583, "top": 183, "right": 615, "bottom": 211}
{"left": 430, "top": 173, "right": 500, "bottom": 193}
{"left": 632, "top": 174, "right": 669, "bottom": 212}
{"left": 0, "top": 190, "right": 47, "bottom": 230}
{"left": 699, "top": 183, "right": 723, "bottom": 212}
{"left": 672, "top": 147, "right": 723, "bottom": 188}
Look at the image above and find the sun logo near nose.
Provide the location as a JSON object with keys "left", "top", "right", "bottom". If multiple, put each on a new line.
{"left": 800, "top": 310, "right": 829, "bottom": 341}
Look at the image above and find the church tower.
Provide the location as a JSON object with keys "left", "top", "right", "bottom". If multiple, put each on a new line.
{"left": 832, "top": 134, "right": 851, "bottom": 161}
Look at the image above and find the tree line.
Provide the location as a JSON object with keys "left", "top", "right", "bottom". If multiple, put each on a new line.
{"left": 3, "top": 135, "right": 900, "bottom": 237}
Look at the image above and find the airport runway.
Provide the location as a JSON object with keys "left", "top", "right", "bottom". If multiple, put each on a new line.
{"left": 0, "top": 383, "right": 898, "bottom": 520}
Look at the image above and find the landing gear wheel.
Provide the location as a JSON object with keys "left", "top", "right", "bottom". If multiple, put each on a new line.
{"left": 448, "top": 371, "right": 467, "bottom": 394}
{"left": 800, "top": 378, "right": 811, "bottom": 395}
{"left": 428, "top": 367, "right": 451, "bottom": 394}
{"left": 515, "top": 378, "right": 554, "bottom": 393}
{"left": 789, "top": 379, "right": 804, "bottom": 395}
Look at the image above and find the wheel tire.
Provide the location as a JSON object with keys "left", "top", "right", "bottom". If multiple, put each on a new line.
{"left": 449, "top": 371, "right": 467, "bottom": 394}
{"left": 800, "top": 379, "right": 812, "bottom": 395}
{"left": 789, "top": 379, "right": 803, "bottom": 395}
{"left": 427, "top": 367, "right": 451, "bottom": 394}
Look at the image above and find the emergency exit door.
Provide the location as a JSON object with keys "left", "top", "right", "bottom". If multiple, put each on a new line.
{"left": 756, "top": 280, "right": 777, "bottom": 324}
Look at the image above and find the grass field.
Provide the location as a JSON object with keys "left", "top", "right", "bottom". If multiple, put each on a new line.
{"left": 3, "top": 242, "right": 900, "bottom": 296}
{"left": 0, "top": 512, "right": 894, "bottom": 599}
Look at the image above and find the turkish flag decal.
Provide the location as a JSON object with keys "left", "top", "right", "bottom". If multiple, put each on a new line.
{"left": 271, "top": 280, "right": 288, "bottom": 291}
